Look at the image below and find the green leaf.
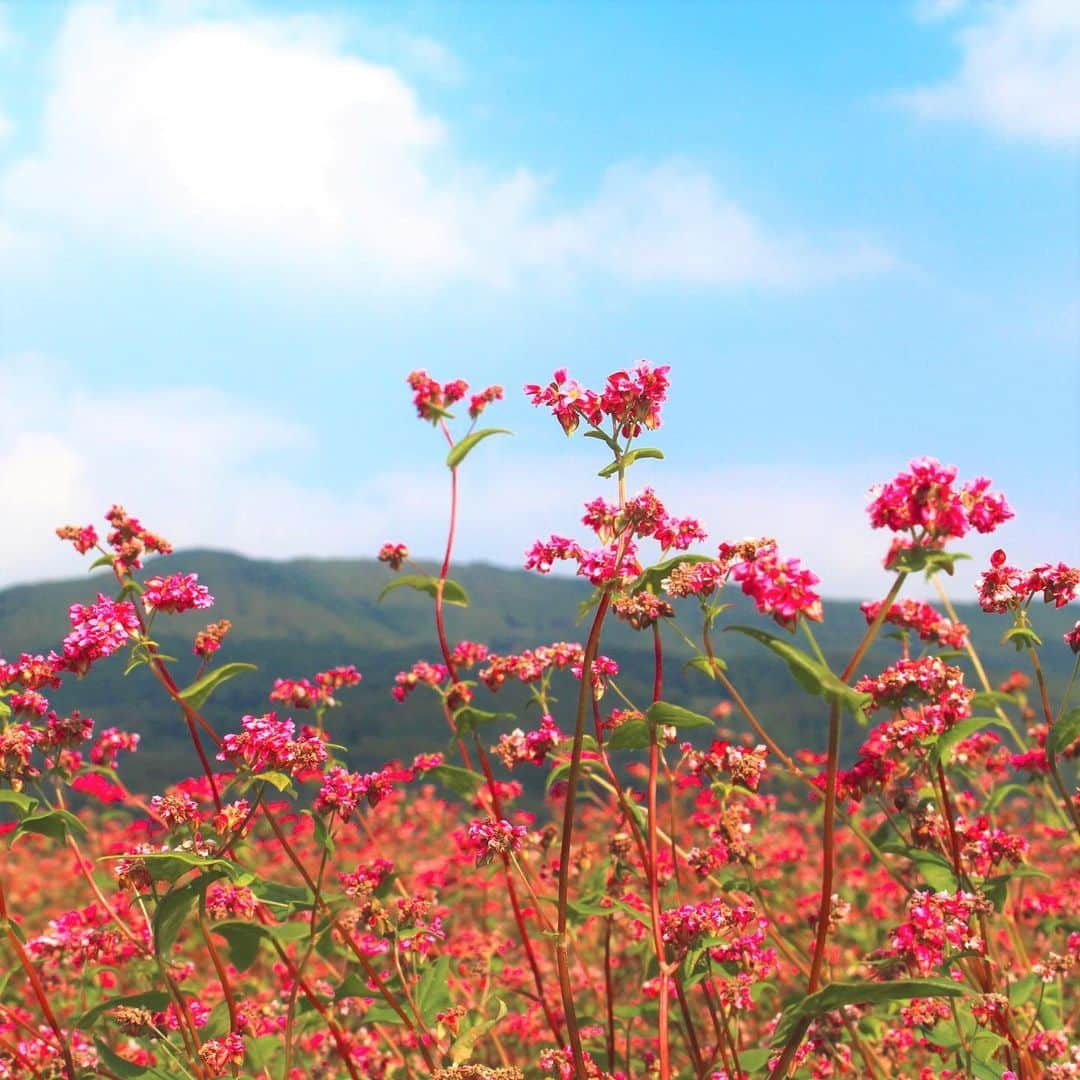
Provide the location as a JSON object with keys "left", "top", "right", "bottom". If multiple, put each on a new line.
{"left": 972, "top": 690, "right": 1018, "bottom": 710}
{"left": 88, "top": 553, "right": 116, "bottom": 570}
{"left": 1001, "top": 625, "right": 1042, "bottom": 651}
{"left": 606, "top": 719, "right": 651, "bottom": 751}
{"left": 597, "top": 446, "right": 663, "bottom": 478}
{"left": 249, "top": 770, "right": 295, "bottom": 794}
{"left": 450, "top": 998, "right": 508, "bottom": 1065}
{"left": 685, "top": 654, "right": 725, "bottom": 679}
{"left": 93, "top": 1039, "right": 174, "bottom": 1078}
{"left": 0, "top": 789, "right": 38, "bottom": 817}
{"left": 1047, "top": 707, "right": 1080, "bottom": 761}
{"left": 446, "top": 428, "right": 512, "bottom": 469}
{"left": 12, "top": 808, "right": 87, "bottom": 845}
{"left": 630, "top": 554, "right": 715, "bottom": 596}
{"left": 311, "top": 810, "right": 336, "bottom": 856}
{"left": 453, "top": 707, "right": 514, "bottom": 736}
{"left": 725, "top": 625, "right": 870, "bottom": 717}
{"left": 178, "top": 661, "right": 258, "bottom": 710}
{"left": 430, "top": 764, "right": 484, "bottom": 799}
{"left": 110, "top": 850, "right": 233, "bottom": 884}
{"left": 212, "top": 921, "right": 271, "bottom": 972}
{"left": 982, "top": 866, "right": 1051, "bottom": 911}
{"left": 153, "top": 872, "right": 227, "bottom": 957}
{"left": 887, "top": 546, "right": 970, "bottom": 576}
{"left": 378, "top": 574, "right": 470, "bottom": 607}
{"left": 416, "top": 955, "right": 453, "bottom": 1025}
{"left": 0, "top": 699, "right": 10, "bottom": 719}
{"left": 646, "top": 701, "right": 713, "bottom": 729}
{"left": 772, "top": 978, "right": 967, "bottom": 1045}
{"left": 247, "top": 877, "right": 313, "bottom": 913}
{"left": 584, "top": 429, "right": 621, "bottom": 452}
{"left": 77, "top": 990, "right": 172, "bottom": 1029}
{"left": 928, "top": 716, "right": 1000, "bottom": 767}
{"left": 880, "top": 843, "right": 958, "bottom": 892}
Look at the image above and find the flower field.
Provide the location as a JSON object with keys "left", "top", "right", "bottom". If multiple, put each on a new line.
{"left": 1, "top": 364, "right": 1078, "bottom": 1079}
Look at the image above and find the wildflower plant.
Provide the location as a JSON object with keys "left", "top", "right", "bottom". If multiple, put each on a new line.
{"left": 0, "top": 363, "right": 1076, "bottom": 1080}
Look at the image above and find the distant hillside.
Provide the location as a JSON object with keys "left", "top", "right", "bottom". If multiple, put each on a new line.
{"left": 1, "top": 550, "right": 1075, "bottom": 793}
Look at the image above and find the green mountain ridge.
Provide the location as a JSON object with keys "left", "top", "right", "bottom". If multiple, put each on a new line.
{"left": 1, "top": 550, "right": 1075, "bottom": 794}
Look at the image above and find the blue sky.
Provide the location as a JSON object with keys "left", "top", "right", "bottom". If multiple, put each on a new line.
{"left": 0, "top": 0, "right": 1076, "bottom": 598}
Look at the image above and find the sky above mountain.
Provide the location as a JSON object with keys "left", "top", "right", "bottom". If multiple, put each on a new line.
{"left": 1, "top": 0, "right": 1076, "bottom": 598}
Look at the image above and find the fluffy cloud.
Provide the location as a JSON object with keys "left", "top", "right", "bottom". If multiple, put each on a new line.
{"left": 3, "top": 356, "right": 1068, "bottom": 603}
{"left": 0, "top": 2, "right": 889, "bottom": 289}
{"left": 899, "top": 0, "right": 1080, "bottom": 145}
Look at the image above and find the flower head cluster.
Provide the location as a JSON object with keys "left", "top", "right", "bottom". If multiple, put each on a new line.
{"left": 731, "top": 544, "right": 824, "bottom": 631}
{"left": 270, "top": 665, "right": 361, "bottom": 709}
{"left": 58, "top": 505, "right": 172, "bottom": 573}
{"left": 0, "top": 652, "right": 64, "bottom": 692}
{"left": 880, "top": 889, "right": 993, "bottom": 976}
{"left": 1067, "top": 621, "right": 1080, "bottom": 654}
{"left": 468, "top": 817, "right": 528, "bottom": 866}
{"left": 977, "top": 550, "right": 1080, "bottom": 614}
{"left": 525, "top": 360, "right": 670, "bottom": 438}
{"left": 407, "top": 371, "right": 501, "bottom": 424}
{"left": 659, "top": 898, "right": 764, "bottom": 961}
{"left": 217, "top": 713, "right": 327, "bottom": 776}
{"left": 194, "top": 618, "right": 232, "bottom": 658}
{"left": 392, "top": 660, "right": 450, "bottom": 703}
{"left": 315, "top": 765, "right": 405, "bottom": 819}
{"left": 478, "top": 642, "right": 610, "bottom": 691}
{"left": 90, "top": 726, "right": 140, "bottom": 767}
{"left": 685, "top": 740, "right": 769, "bottom": 791}
{"left": 378, "top": 542, "right": 410, "bottom": 570}
{"left": 199, "top": 1033, "right": 245, "bottom": 1077}
{"left": 491, "top": 715, "right": 564, "bottom": 769}
{"left": 867, "top": 458, "right": 1012, "bottom": 542}
{"left": 861, "top": 598, "right": 969, "bottom": 649}
{"left": 142, "top": 572, "right": 214, "bottom": 615}
{"left": 62, "top": 594, "right": 140, "bottom": 676}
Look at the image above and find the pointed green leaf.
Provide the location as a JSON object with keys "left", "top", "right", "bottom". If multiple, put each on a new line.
{"left": 606, "top": 718, "right": 651, "bottom": 751}
{"left": 211, "top": 921, "right": 271, "bottom": 973}
{"left": 446, "top": 428, "right": 512, "bottom": 469}
{"left": 597, "top": 446, "right": 663, "bottom": 478}
{"left": 725, "top": 625, "right": 870, "bottom": 717}
{"left": 378, "top": 574, "right": 470, "bottom": 607}
{"left": 77, "top": 991, "right": 172, "bottom": 1030}
{"left": 453, "top": 707, "right": 515, "bottom": 736}
{"left": 1047, "top": 707, "right": 1080, "bottom": 761}
{"left": 430, "top": 764, "right": 484, "bottom": 799}
{"left": 773, "top": 978, "right": 967, "bottom": 1045}
{"left": 12, "top": 808, "right": 87, "bottom": 845}
{"left": 0, "top": 789, "right": 38, "bottom": 817}
{"left": 646, "top": 701, "right": 713, "bottom": 729}
{"left": 178, "top": 662, "right": 258, "bottom": 710}
{"left": 416, "top": 955, "right": 453, "bottom": 1024}
{"left": 928, "top": 716, "right": 1000, "bottom": 767}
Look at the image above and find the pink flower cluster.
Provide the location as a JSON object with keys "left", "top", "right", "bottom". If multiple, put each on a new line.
{"left": 526, "top": 535, "right": 642, "bottom": 587}
{"left": 406, "top": 370, "right": 502, "bottom": 423}
{"left": 217, "top": 713, "right": 327, "bottom": 776}
{"left": 468, "top": 817, "right": 528, "bottom": 866}
{"left": 199, "top": 1032, "right": 245, "bottom": 1077}
{"left": 882, "top": 889, "right": 992, "bottom": 976}
{"left": 315, "top": 765, "right": 403, "bottom": 819}
{"left": 142, "top": 572, "right": 214, "bottom": 615}
{"left": 57, "top": 504, "right": 173, "bottom": 573}
{"left": 477, "top": 642, "right": 619, "bottom": 697}
{"left": 867, "top": 458, "right": 1012, "bottom": 541}
{"left": 61, "top": 594, "right": 140, "bottom": 677}
{"left": 860, "top": 598, "right": 969, "bottom": 649}
{"left": 491, "top": 715, "right": 564, "bottom": 769}
{"left": 392, "top": 660, "right": 450, "bottom": 703}
{"left": 90, "top": 726, "right": 140, "bottom": 767}
{"left": 270, "top": 665, "right": 361, "bottom": 709}
{"left": 731, "top": 544, "right": 823, "bottom": 631}
{"left": 525, "top": 360, "right": 670, "bottom": 437}
{"left": 685, "top": 740, "right": 769, "bottom": 792}
{"left": 977, "top": 549, "right": 1080, "bottom": 614}
{"left": 378, "top": 542, "right": 409, "bottom": 570}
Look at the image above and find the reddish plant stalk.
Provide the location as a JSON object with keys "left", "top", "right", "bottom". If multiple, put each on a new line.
{"left": 646, "top": 623, "right": 672, "bottom": 1080}
{"left": 0, "top": 879, "right": 78, "bottom": 1080}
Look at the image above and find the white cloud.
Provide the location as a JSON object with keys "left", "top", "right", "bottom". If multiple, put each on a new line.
{"left": 898, "top": 0, "right": 1080, "bottom": 144}
{"left": 4, "top": 355, "right": 1071, "bottom": 605}
{"left": 0, "top": 2, "right": 890, "bottom": 290}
